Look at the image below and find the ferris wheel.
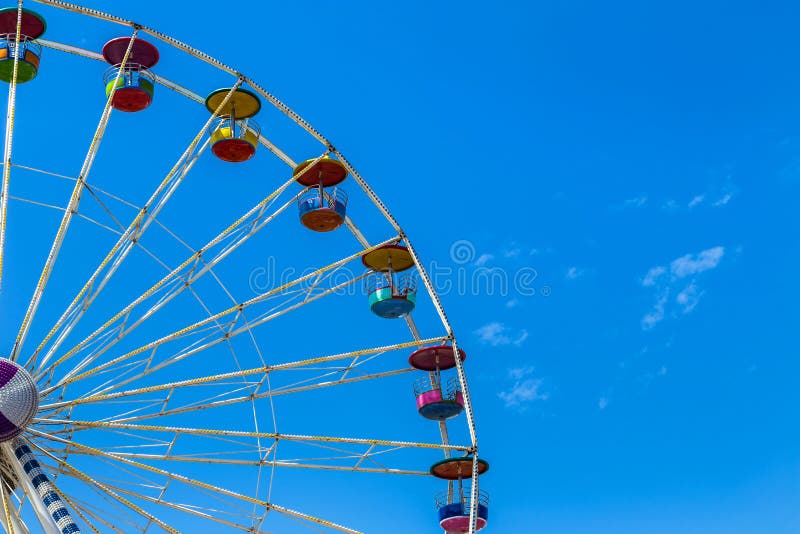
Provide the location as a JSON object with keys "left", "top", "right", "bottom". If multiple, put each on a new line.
{"left": 0, "top": 1, "right": 489, "bottom": 532}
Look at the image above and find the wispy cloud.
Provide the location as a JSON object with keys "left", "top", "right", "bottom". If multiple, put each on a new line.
{"left": 662, "top": 199, "right": 680, "bottom": 212}
{"left": 669, "top": 246, "right": 724, "bottom": 279}
{"left": 626, "top": 195, "right": 648, "bottom": 208}
{"left": 642, "top": 246, "right": 724, "bottom": 287}
{"left": 509, "top": 366, "right": 534, "bottom": 380}
{"left": 641, "top": 266, "right": 666, "bottom": 287}
{"left": 688, "top": 194, "right": 705, "bottom": 208}
{"left": 713, "top": 193, "right": 733, "bottom": 207}
{"left": 612, "top": 195, "right": 648, "bottom": 211}
{"left": 640, "top": 246, "right": 725, "bottom": 329}
{"left": 474, "top": 253, "right": 494, "bottom": 267}
{"left": 565, "top": 266, "right": 584, "bottom": 280}
{"left": 675, "top": 281, "right": 704, "bottom": 313}
{"left": 687, "top": 183, "right": 738, "bottom": 209}
{"left": 503, "top": 243, "right": 522, "bottom": 258}
{"left": 634, "top": 362, "right": 670, "bottom": 391}
{"left": 662, "top": 183, "right": 738, "bottom": 212}
{"left": 472, "top": 241, "right": 549, "bottom": 264}
{"left": 514, "top": 330, "right": 530, "bottom": 345}
{"left": 598, "top": 397, "right": 609, "bottom": 410}
{"left": 498, "top": 367, "right": 548, "bottom": 409}
{"left": 641, "top": 289, "right": 669, "bottom": 330}
{"left": 474, "top": 322, "right": 529, "bottom": 347}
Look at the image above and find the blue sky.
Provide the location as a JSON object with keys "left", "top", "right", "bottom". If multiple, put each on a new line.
{"left": 1, "top": 0, "right": 799, "bottom": 532}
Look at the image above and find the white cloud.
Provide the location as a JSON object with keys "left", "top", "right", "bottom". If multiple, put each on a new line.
{"left": 472, "top": 242, "right": 538, "bottom": 266}
{"left": 475, "top": 322, "right": 506, "bottom": 344}
{"left": 598, "top": 397, "right": 609, "bottom": 410}
{"left": 474, "top": 253, "right": 493, "bottom": 267}
{"left": 670, "top": 246, "right": 724, "bottom": 278}
{"left": 676, "top": 281, "right": 704, "bottom": 314}
{"left": 688, "top": 194, "right": 705, "bottom": 208}
{"left": 658, "top": 365, "right": 667, "bottom": 376}
{"left": 610, "top": 195, "right": 648, "bottom": 211}
{"left": 641, "top": 289, "right": 669, "bottom": 329}
{"left": 640, "top": 246, "right": 725, "bottom": 329}
{"left": 687, "top": 185, "right": 738, "bottom": 210}
{"left": 474, "top": 322, "right": 529, "bottom": 347}
{"left": 662, "top": 199, "right": 680, "bottom": 211}
{"left": 565, "top": 266, "right": 584, "bottom": 280}
{"left": 508, "top": 366, "right": 534, "bottom": 380}
{"left": 514, "top": 330, "right": 529, "bottom": 346}
{"left": 499, "top": 368, "right": 548, "bottom": 408}
{"left": 505, "top": 298, "right": 520, "bottom": 309}
{"left": 713, "top": 193, "right": 733, "bottom": 207}
{"left": 659, "top": 183, "right": 738, "bottom": 212}
{"left": 529, "top": 247, "right": 555, "bottom": 256}
{"left": 613, "top": 195, "right": 648, "bottom": 210}
{"left": 641, "top": 265, "right": 666, "bottom": 287}
{"left": 626, "top": 195, "right": 648, "bottom": 208}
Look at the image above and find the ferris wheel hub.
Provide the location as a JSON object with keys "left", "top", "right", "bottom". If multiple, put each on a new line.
{"left": 0, "top": 358, "right": 38, "bottom": 442}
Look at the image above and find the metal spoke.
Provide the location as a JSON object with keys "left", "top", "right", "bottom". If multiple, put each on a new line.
{"left": 39, "top": 336, "right": 440, "bottom": 413}
{"left": 25, "top": 81, "right": 242, "bottom": 370}
{"left": 0, "top": 477, "right": 30, "bottom": 534}
{"left": 30, "top": 430, "right": 360, "bottom": 534}
{"left": 10, "top": 31, "right": 142, "bottom": 362}
{"left": 34, "top": 150, "right": 332, "bottom": 386}
{"left": 33, "top": 420, "right": 469, "bottom": 454}
{"left": 25, "top": 439, "right": 177, "bottom": 533}
{"left": 88, "top": 483, "right": 257, "bottom": 532}
{"left": 38, "top": 236, "right": 400, "bottom": 396}
{"left": 0, "top": 0, "right": 24, "bottom": 289}
{"left": 49, "top": 272, "right": 368, "bottom": 402}
{"left": 38, "top": 459, "right": 258, "bottom": 533}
